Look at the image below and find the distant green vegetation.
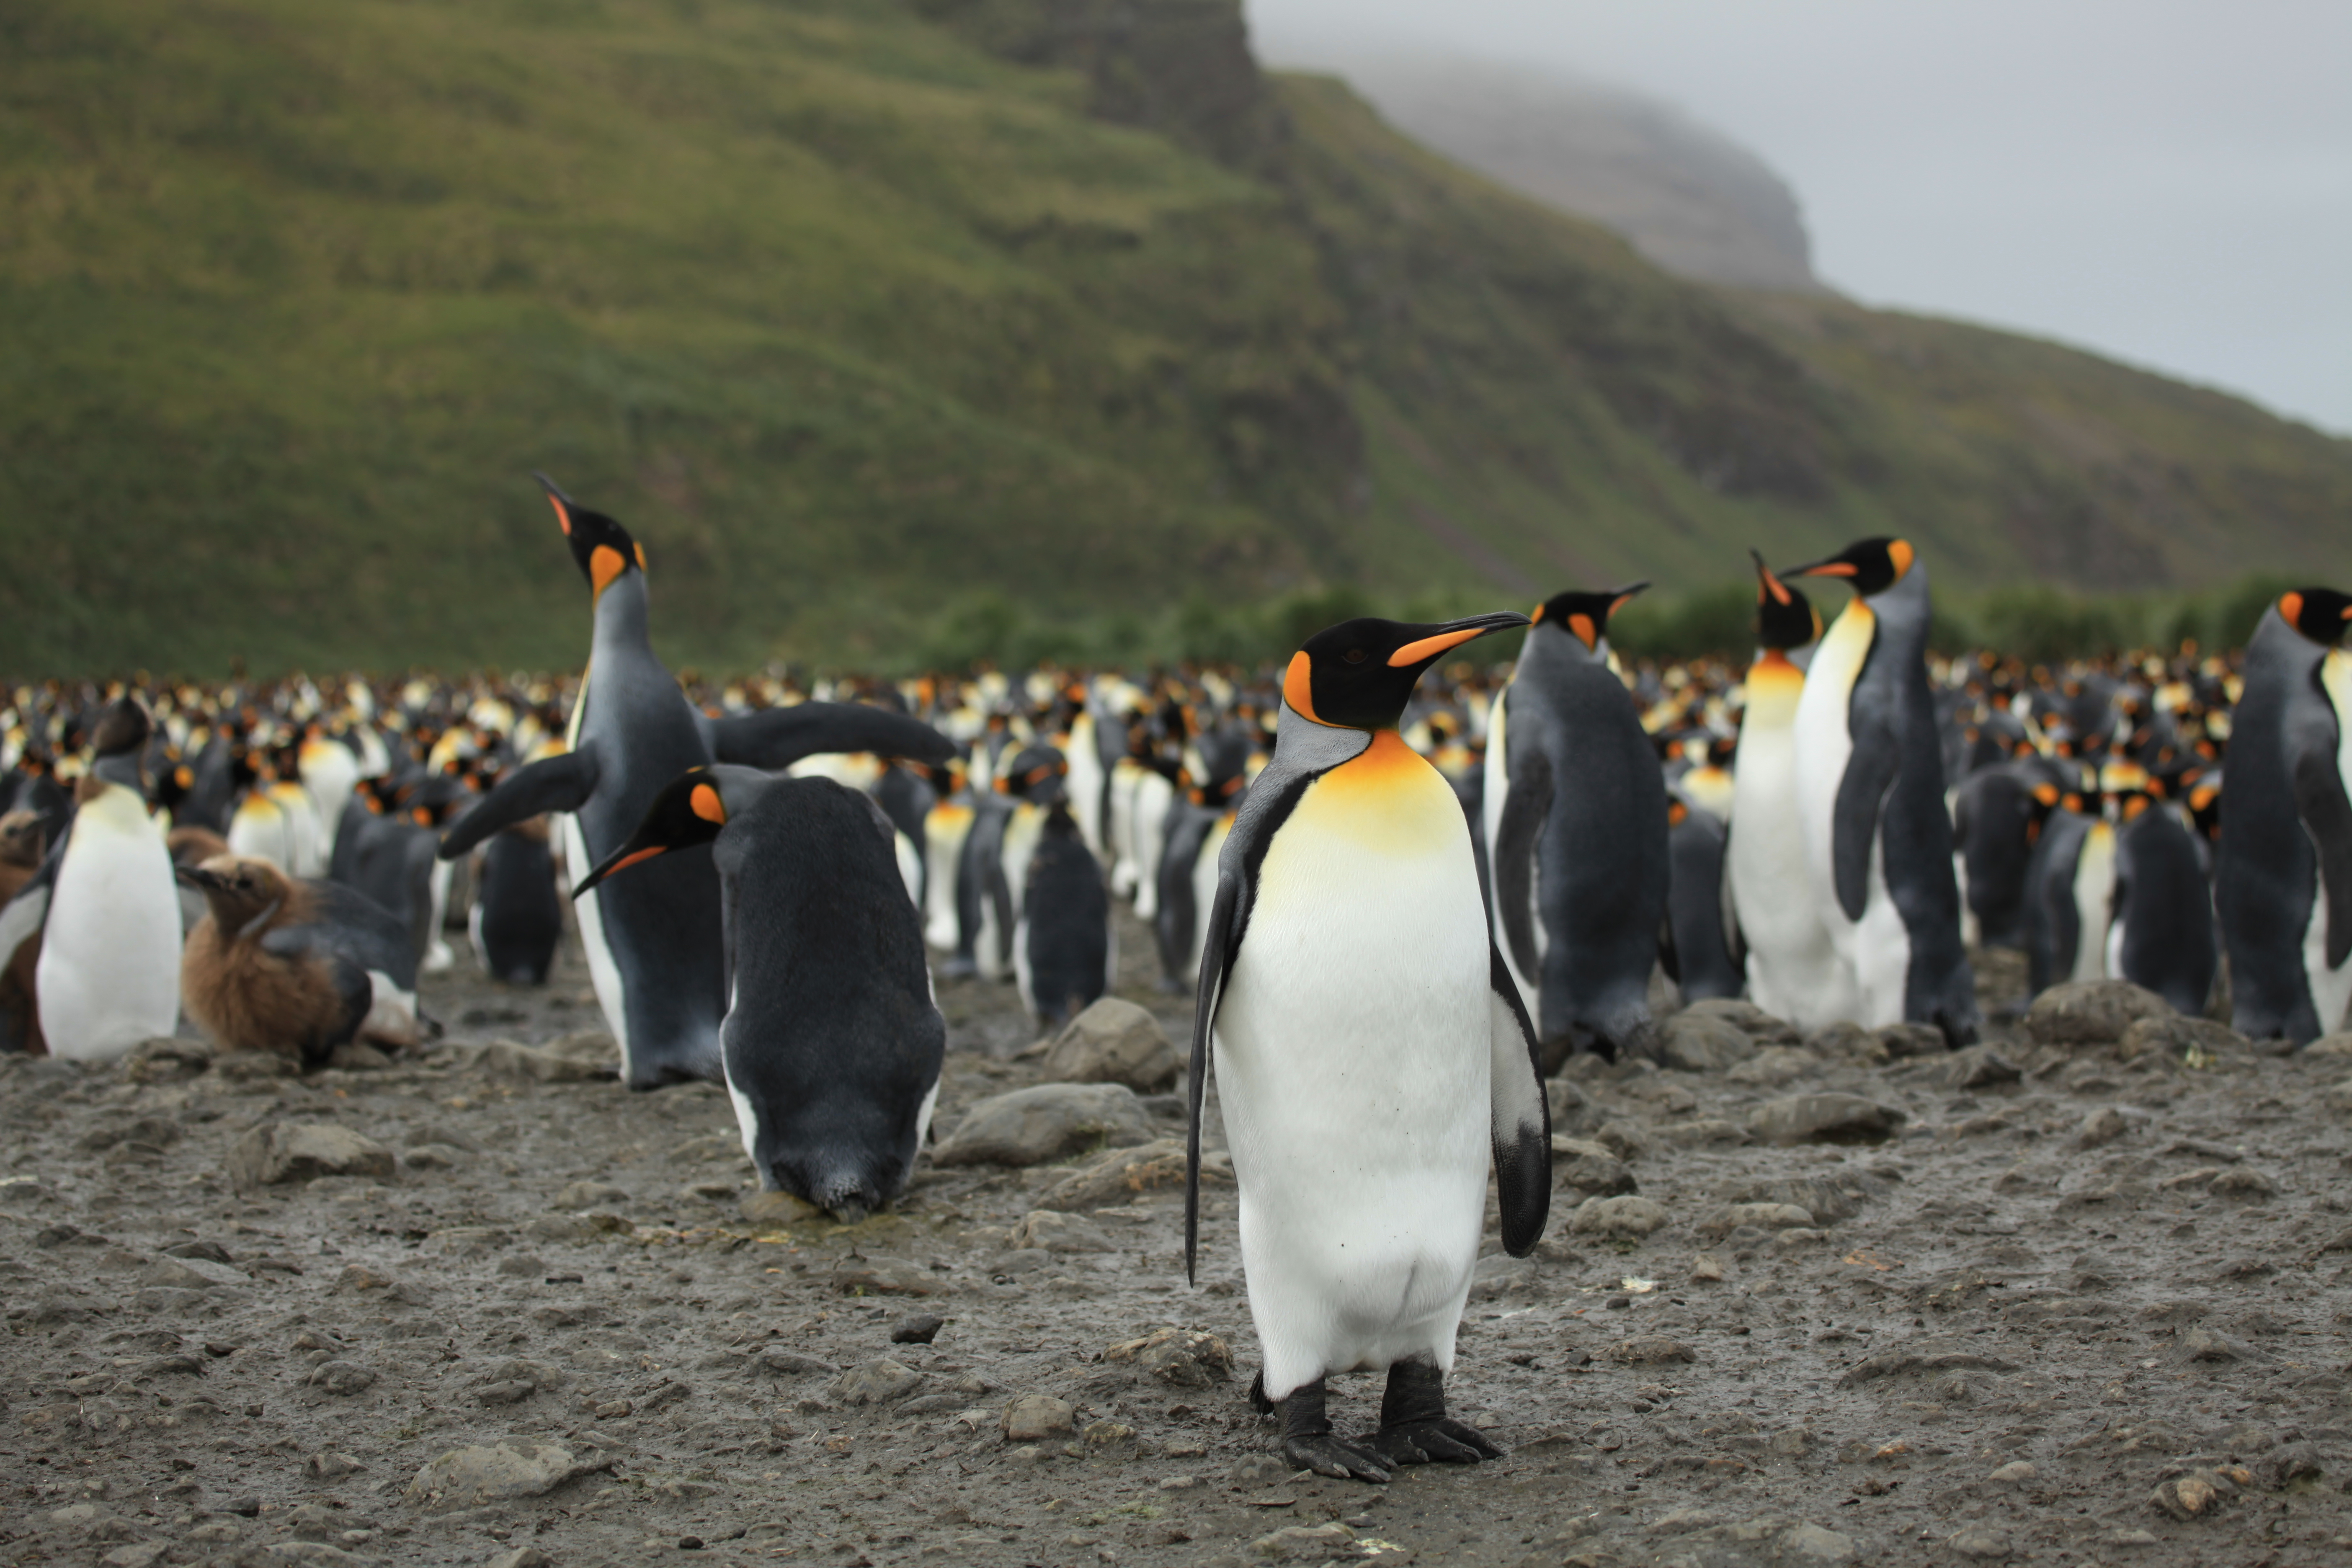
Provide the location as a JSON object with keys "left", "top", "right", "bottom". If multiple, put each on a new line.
{"left": 3, "top": 0, "right": 2347, "bottom": 678}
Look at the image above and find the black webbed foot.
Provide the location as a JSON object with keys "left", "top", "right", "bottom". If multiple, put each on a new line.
{"left": 1365, "top": 1358, "right": 1503, "bottom": 1466}
{"left": 1277, "top": 1376, "right": 1390, "bottom": 1484}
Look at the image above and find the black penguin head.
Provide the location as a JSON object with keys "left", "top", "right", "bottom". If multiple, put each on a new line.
{"left": 572, "top": 767, "right": 727, "bottom": 896}
{"left": 1784, "top": 537, "right": 1914, "bottom": 596}
{"left": 1283, "top": 612, "right": 1529, "bottom": 730}
{"left": 997, "top": 743, "right": 1070, "bottom": 805}
{"left": 89, "top": 697, "right": 153, "bottom": 792}
{"left": 535, "top": 472, "right": 645, "bottom": 603}
{"left": 1530, "top": 585, "right": 1646, "bottom": 654}
{"left": 2278, "top": 588, "right": 2352, "bottom": 645}
{"left": 1750, "top": 551, "right": 1822, "bottom": 651}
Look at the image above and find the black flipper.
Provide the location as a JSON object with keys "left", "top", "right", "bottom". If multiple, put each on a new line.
{"left": 258, "top": 926, "right": 374, "bottom": 1065}
{"left": 1486, "top": 945, "right": 1550, "bottom": 1258}
{"left": 1185, "top": 870, "right": 1239, "bottom": 1286}
{"left": 438, "top": 750, "right": 601, "bottom": 861}
{"left": 1831, "top": 720, "right": 1899, "bottom": 922}
{"left": 1493, "top": 747, "right": 1552, "bottom": 980}
{"left": 1718, "top": 817, "right": 1747, "bottom": 975}
{"left": 703, "top": 703, "right": 954, "bottom": 771}
{"left": 0, "top": 843, "right": 61, "bottom": 970}
{"left": 2293, "top": 741, "right": 2352, "bottom": 969}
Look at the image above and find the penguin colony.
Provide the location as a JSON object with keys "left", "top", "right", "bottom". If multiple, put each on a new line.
{"left": 2, "top": 491, "right": 2348, "bottom": 1483}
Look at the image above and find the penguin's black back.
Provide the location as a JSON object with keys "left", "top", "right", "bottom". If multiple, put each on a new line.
{"left": 1952, "top": 763, "right": 2042, "bottom": 952}
{"left": 2113, "top": 807, "right": 2217, "bottom": 1016}
{"left": 717, "top": 777, "right": 943, "bottom": 1216}
{"left": 477, "top": 827, "right": 564, "bottom": 986}
{"left": 1154, "top": 799, "right": 1217, "bottom": 984}
{"left": 1023, "top": 806, "right": 1109, "bottom": 1026}
{"left": 1665, "top": 807, "right": 1741, "bottom": 1003}
{"left": 328, "top": 803, "right": 437, "bottom": 968}
{"left": 2216, "top": 611, "right": 2332, "bottom": 1041}
{"left": 2023, "top": 809, "right": 2094, "bottom": 997}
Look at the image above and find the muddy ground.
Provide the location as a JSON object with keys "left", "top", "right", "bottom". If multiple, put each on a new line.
{"left": 5, "top": 908, "right": 2352, "bottom": 1568}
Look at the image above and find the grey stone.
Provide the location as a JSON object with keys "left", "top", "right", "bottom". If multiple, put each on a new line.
{"left": 307, "top": 1361, "right": 377, "bottom": 1395}
{"left": 1717, "top": 1171, "right": 1888, "bottom": 1224}
{"left": 751, "top": 1347, "right": 837, "bottom": 1379}
{"left": 1037, "top": 1137, "right": 1228, "bottom": 1210}
{"left": 1038, "top": 997, "right": 1181, "bottom": 1091}
{"left": 553, "top": 1181, "right": 629, "bottom": 1210}
{"left": 1011, "top": 1209, "right": 1116, "bottom": 1252}
{"left": 124, "top": 1037, "right": 212, "bottom": 1084}
{"left": 446, "top": 1037, "right": 616, "bottom": 1084}
{"left": 400, "top": 1144, "right": 466, "bottom": 1171}
{"left": 741, "top": 1190, "right": 823, "bottom": 1225}
{"left": 137, "top": 1256, "right": 247, "bottom": 1290}
{"left": 1695, "top": 1202, "right": 1815, "bottom": 1238}
{"left": 225, "top": 1123, "right": 395, "bottom": 1189}
{"left": 932, "top": 1083, "right": 1156, "bottom": 1167}
{"left": 1945, "top": 1525, "right": 2011, "bottom": 1559}
{"left": 2026, "top": 980, "right": 2172, "bottom": 1047}
{"left": 1747, "top": 1093, "right": 1906, "bottom": 1145}
{"left": 828, "top": 1358, "right": 924, "bottom": 1406}
{"left": 1803, "top": 1021, "right": 1886, "bottom": 1064}
{"left": 2079, "top": 1106, "right": 2130, "bottom": 1148}
{"left": 1102, "top": 1326, "right": 1233, "bottom": 1387}
{"left": 1001, "top": 1393, "right": 1075, "bottom": 1442}
{"left": 1681, "top": 998, "right": 1803, "bottom": 1044}
{"left": 1656, "top": 1013, "right": 1755, "bottom": 1073}
{"left": 832, "top": 1256, "right": 944, "bottom": 1296}
{"left": 1837, "top": 1337, "right": 2018, "bottom": 1385}
{"left": 1568, "top": 1194, "right": 1669, "bottom": 1238}
{"left": 1660, "top": 1118, "right": 1752, "bottom": 1147}
{"left": 403, "top": 1441, "right": 608, "bottom": 1511}
{"left": 1873, "top": 1022, "right": 1947, "bottom": 1058}
{"left": 2120, "top": 1014, "right": 2244, "bottom": 1061}
{"left": 1551, "top": 1136, "right": 1636, "bottom": 1195}
{"left": 1725, "top": 1047, "right": 1823, "bottom": 1087}
{"left": 1250, "top": 1521, "right": 1355, "bottom": 1559}
{"left": 1916, "top": 1044, "right": 2021, "bottom": 1091}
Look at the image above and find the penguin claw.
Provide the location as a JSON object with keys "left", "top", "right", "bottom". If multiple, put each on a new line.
{"left": 1364, "top": 1417, "right": 1503, "bottom": 1466}
{"left": 1282, "top": 1433, "right": 1391, "bottom": 1484}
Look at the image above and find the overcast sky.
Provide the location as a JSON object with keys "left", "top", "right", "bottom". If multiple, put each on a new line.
{"left": 1250, "top": 0, "right": 2351, "bottom": 435}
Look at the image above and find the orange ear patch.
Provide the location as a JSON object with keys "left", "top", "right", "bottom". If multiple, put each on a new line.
{"left": 591, "top": 544, "right": 626, "bottom": 595}
{"left": 1568, "top": 613, "right": 1598, "bottom": 650}
{"left": 1283, "top": 651, "right": 1323, "bottom": 725}
{"left": 689, "top": 783, "right": 725, "bottom": 825}
{"left": 2280, "top": 591, "right": 2305, "bottom": 629}
{"left": 1888, "top": 539, "right": 1915, "bottom": 578}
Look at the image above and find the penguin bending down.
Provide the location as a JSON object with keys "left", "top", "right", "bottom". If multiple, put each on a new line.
{"left": 1784, "top": 539, "right": 1978, "bottom": 1044}
{"left": 179, "top": 854, "right": 428, "bottom": 1064}
{"left": 2216, "top": 589, "right": 2352, "bottom": 1042}
{"left": 1950, "top": 760, "right": 2060, "bottom": 952}
{"left": 0, "top": 699, "right": 183, "bottom": 1062}
{"left": 1725, "top": 554, "right": 1853, "bottom": 1029}
{"left": 1189, "top": 612, "right": 1550, "bottom": 1483}
{"left": 1484, "top": 585, "right": 1670, "bottom": 1067}
{"left": 573, "top": 767, "right": 944, "bottom": 1222}
{"left": 437, "top": 475, "right": 954, "bottom": 1089}
{"left": 1662, "top": 797, "right": 1742, "bottom": 1003}
{"left": 2103, "top": 763, "right": 2218, "bottom": 1016}
{"left": 472, "top": 817, "right": 565, "bottom": 986}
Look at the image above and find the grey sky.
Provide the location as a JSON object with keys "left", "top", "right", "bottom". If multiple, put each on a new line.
{"left": 1249, "top": 0, "right": 2352, "bottom": 435}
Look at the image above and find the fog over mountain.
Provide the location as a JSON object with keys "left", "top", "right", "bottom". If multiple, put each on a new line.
{"left": 1258, "top": 48, "right": 1826, "bottom": 296}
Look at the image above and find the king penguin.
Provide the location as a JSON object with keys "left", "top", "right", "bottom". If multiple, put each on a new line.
{"left": 1187, "top": 612, "right": 1550, "bottom": 1483}
{"left": 438, "top": 475, "right": 955, "bottom": 1088}
{"left": 1483, "top": 585, "right": 1669, "bottom": 1066}
{"left": 2102, "top": 760, "right": 2218, "bottom": 1016}
{"left": 0, "top": 699, "right": 183, "bottom": 1061}
{"left": 2215, "top": 587, "right": 2352, "bottom": 1043}
{"left": 573, "top": 765, "right": 945, "bottom": 1222}
{"left": 1724, "top": 553, "right": 1855, "bottom": 1029}
{"left": 1784, "top": 539, "right": 1978, "bottom": 1044}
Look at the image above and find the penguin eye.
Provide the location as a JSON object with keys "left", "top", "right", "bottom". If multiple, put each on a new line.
{"left": 1344, "top": 649, "right": 1368, "bottom": 665}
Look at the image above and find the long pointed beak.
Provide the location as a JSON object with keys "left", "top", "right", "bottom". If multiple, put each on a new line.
{"left": 173, "top": 863, "right": 226, "bottom": 891}
{"left": 1782, "top": 554, "right": 1855, "bottom": 579}
{"left": 1387, "top": 611, "right": 1532, "bottom": 668}
{"left": 533, "top": 471, "right": 578, "bottom": 536}
{"left": 1750, "top": 549, "right": 1796, "bottom": 605}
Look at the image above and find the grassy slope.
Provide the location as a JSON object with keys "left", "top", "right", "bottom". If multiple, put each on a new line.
{"left": 1, "top": 0, "right": 2346, "bottom": 676}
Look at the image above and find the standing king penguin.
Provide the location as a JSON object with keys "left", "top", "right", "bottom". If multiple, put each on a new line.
{"left": 573, "top": 766, "right": 945, "bottom": 1222}
{"left": 1188, "top": 613, "right": 1550, "bottom": 1483}
{"left": 0, "top": 699, "right": 183, "bottom": 1060}
{"left": 2216, "top": 588, "right": 2352, "bottom": 1043}
{"left": 1725, "top": 552, "right": 1856, "bottom": 1029}
{"left": 1785, "top": 539, "right": 1978, "bottom": 1044}
{"left": 438, "top": 475, "right": 954, "bottom": 1088}
{"left": 1483, "top": 586, "right": 1669, "bottom": 1066}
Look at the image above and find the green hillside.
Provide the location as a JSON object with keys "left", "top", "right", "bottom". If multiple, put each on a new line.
{"left": 3, "top": 0, "right": 2347, "bottom": 676}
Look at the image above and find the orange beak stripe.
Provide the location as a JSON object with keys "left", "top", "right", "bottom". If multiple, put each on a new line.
{"left": 689, "top": 783, "right": 725, "bottom": 825}
{"left": 602, "top": 846, "right": 665, "bottom": 879}
{"left": 547, "top": 493, "right": 572, "bottom": 536}
{"left": 1282, "top": 651, "right": 1326, "bottom": 725}
{"left": 1796, "top": 561, "right": 1857, "bottom": 578}
{"left": 1387, "top": 627, "right": 1488, "bottom": 667}
{"left": 1759, "top": 565, "right": 1792, "bottom": 606}
{"left": 1568, "top": 613, "right": 1599, "bottom": 650}
{"left": 635, "top": 542, "right": 648, "bottom": 573}
{"left": 591, "top": 544, "right": 627, "bottom": 596}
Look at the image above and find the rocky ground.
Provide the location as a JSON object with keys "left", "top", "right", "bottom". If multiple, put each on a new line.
{"left": 5, "top": 914, "right": 2352, "bottom": 1568}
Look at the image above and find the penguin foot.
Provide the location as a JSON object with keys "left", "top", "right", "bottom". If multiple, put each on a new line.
{"left": 1283, "top": 1432, "right": 1392, "bottom": 1484}
{"left": 1367, "top": 1357, "right": 1499, "bottom": 1465}
{"left": 1364, "top": 1417, "right": 1503, "bottom": 1466}
{"left": 1277, "top": 1376, "right": 1390, "bottom": 1484}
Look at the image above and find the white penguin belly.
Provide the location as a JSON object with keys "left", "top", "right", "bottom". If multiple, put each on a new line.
{"left": 37, "top": 788, "right": 182, "bottom": 1061}
{"left": 1214, "top": 746, "right": 1491, "bottom": 1401}
{"left": 2314, "top": 650, "right": 2352, "bottom": 1034}
{"left": 1131, "top": 771, "right": 1173, "bottom": 921}
{"left": 922, "top": 806, "right": 972, "bottom": 952}
{"left": 2072, "top": 824, "right": 2117, "bottom": 985}
{"left": 1730, "top": 666, "right": 1854, "bottom": 1030}
{"left": 564, "top": 812, "right": 634, "bottom": 1074}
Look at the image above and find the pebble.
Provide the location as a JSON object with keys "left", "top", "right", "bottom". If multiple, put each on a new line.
{"left": 2078, "top": 1106, "right": 2130, "bottom": 1147}
{"left": 1655, "top": 1013, "right": 1755, "bottom": 1073}
{"left": 306, "top": 1360, "right": 377, "bottom": 1395}
{"left": 224, "top": 1122, "right": 396, "bottom": 1189}
{"left": 1013, "top": 1209, "right": 1117, "bottom": 1252}
{"left": 1746, "top": 1093, "right": 1906, "bottom": 1145}
{"left": 1945, "top": 1524, "right": 2011, "bottom": 1558}
{"left": 1037, "top": 997, "right": 1181, "bottom": 1091}
{"left": 1550, "top": 1137, "right": 1637, "bottom": 1195}
{"left": 1568, "top": 1194, "right": 1669, "bottom": 1238}
{"left": 931, "top": 1083, "right": 1158, "bottom": 1167}
{"left": 1101, "top": 1326, "right": 1234, "bottom": 1387}
{"left": 1696, "top": 1202, "right": 1815, "bottom": 1238}
{"left": 2026, "top": 980, "right": 2171, "bottom": 1047}
{"left": 1689, "top": 1253, "right": 1726, "bottom": 1283}
{"left": 404, "top": 1441, "right": 607, "bottom": 1511}
{"left": 828, "top": 1358, "right": 924, "bottom": 1406}
{"left": 1986, "top": 1459, "right": 2036, "bottom": 1482}
{"left": 891, "top": 1313, "right": 945, "bottom": 1345}
{"left": 552, "top": 1180, "right": 629, "bottom": 1210}
{"left": 1037, "top": 1138, "right": 1220, "bottom": 1210}
{"left": 1249, "top": 1521, "right": 1355, "bottom": 1560}
{"left": 1001, "top": 1393, "right": 1076, "bottom": 1443}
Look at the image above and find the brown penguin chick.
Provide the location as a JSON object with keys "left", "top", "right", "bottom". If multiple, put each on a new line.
{"left": 178, "top": 854, "right": 423, "bottom": 1066}
{"left": 0, "top": 810, "right": 47, "bottom": 1055}
{"left": 167, "top": 825, "right": 230, "bottom": 869}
